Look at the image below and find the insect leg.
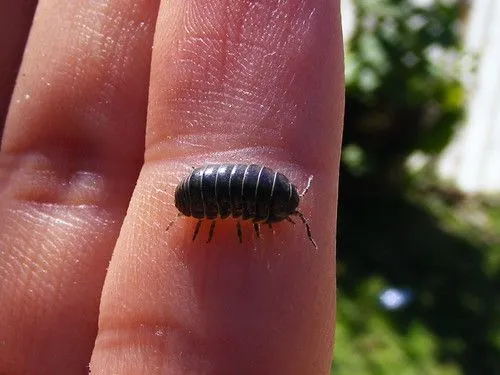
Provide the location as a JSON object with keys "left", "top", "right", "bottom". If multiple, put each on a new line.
{"left": 192, "top": 220, "right": 202, "bottom": 241}
{"left": 299, "top": 175, "right": 314, "bottom": 197}
{"left": 236, "top": 221, "right": 242, "bottom": 243}
{"left": 267, "top": 223, "right": 276, "bottom": 235}
{"left": 286, "top": 217, "right": 296, "bottom": 225}
{"left": 294, "top": 211, "right": 318, "bottom": 249}
{"left": 166, "top": 213, "right": 183, "bottom": 231}
{"left": 253, "top": 223, "right": 260, "bottom": 238}
{"left": 207, "top": 220, "right": 216, "bottom": 243}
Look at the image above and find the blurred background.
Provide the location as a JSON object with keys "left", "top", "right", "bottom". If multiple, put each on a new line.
{"left": 333, "top": 0, "right": 500, "bottom": 374}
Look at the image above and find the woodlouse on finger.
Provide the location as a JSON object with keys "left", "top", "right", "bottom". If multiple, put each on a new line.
{"left": 166, "top": 164, "right": 317, "bottom": 249}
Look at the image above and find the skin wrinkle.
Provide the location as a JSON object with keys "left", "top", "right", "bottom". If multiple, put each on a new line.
{"left": 168, "top": 89, "right": 269, "bottom": 117}
{"left": 99, "top": 244, "right": 200, "bottom": 328}
{"left": 68, "top": 7, "right": 116, "bottom": 86}
{"left": 71, "top": 2, "right": 147, "bottom": 85}
{"left": 171, "top": 44, "right": 284, "bottom": 122}
{"left": 146, "top": 143, "right": 307, "bottom": 175}
{"left": 2, "top": 245, "right": 43, "bottom": 287}
{"left": 175, "top": 35, "right": 296, "bottom": 121}
{"left": 130, "top": 210, "right": 157, "bottom": 233}
{"left": 167, "top": 95, "right": 274, "bottom": 129}
{"left": 95, "top": 324, "right": 209, "bottom": 374}
{"left": 0, "top": 205, "right": 111, "bottom": 280}
{"left": 0, "top": 150, "right": 141, "bottom": 213}
{"left": 158, "top": 1, "right": 317, "bottom": 149}
{"left": 184, "top": 1, "right": 216, "bottom": 36}
{"left": 67, "top": 10, "right": 148, "bottom": 124}
{"left": 7, "top": 165, "right": 109, "bottom": 206}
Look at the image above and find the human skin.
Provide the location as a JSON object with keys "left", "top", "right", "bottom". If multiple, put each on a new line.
{"left": 0, "top": 0, "right": 344, "bottom": 374}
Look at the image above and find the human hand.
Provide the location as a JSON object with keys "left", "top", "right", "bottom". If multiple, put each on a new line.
{"left": 0, "top": 0, "right": 344, "bottom": 374}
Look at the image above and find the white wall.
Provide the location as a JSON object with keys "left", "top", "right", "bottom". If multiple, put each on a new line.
{"left": 437, "top": 0, "right": 500, "bottom": 193}
{"left": 341, "top": 0, "right": 499, "bottom": 193}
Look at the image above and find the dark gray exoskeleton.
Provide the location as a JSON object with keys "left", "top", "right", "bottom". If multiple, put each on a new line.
{"left": 167, "top": 164, "right": 317, "bottom": 248}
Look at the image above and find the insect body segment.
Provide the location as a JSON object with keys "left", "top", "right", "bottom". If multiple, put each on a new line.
{"left": 170, "top": 164, "right": 317, "bottom": 248}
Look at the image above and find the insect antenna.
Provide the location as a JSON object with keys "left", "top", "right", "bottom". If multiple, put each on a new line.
{"left": 300, "top": 175, "right": 314, "bottom": 197}
{"left": 293, "top": 210, "right": 318, "bottom": 249}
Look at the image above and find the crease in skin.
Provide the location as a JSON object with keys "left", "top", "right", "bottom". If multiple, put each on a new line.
{"left": 146, "top": 132, "right": 296, "bottom": 166}
{"left": 0, "top": 152, "right": 115, "bottom": 207}
{"left": 92, "top": 322, "right": 216, "bottom": 374}
{"left": 0, "top": 153, "right": 118, "bottom": 281}
{"left": 95, "top": 320, "right": 191, "bottom": 349}
{"left": 12, "top": 168, "right": 107, "bottom": 206}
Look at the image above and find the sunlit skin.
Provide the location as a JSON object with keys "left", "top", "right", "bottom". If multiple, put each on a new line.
{"left": 0, "top": 1, "right": 344, "bottom": 374}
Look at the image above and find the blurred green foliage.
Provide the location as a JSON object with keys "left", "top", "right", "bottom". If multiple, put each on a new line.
{"left": 334, "top": 1, "right": 500, "bottom": 374}
{"left": 335, "top": 189, "right": 500, "bottom": 374}
{"left": 342, "top": 0, "right": 463, "bottom": 184}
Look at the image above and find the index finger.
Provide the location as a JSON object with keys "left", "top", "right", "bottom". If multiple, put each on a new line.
{"left": 90, "top": 0, "right": 344, "bottom": 373}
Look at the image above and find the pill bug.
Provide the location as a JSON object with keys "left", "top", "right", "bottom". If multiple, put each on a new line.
{"left": 167, "top": 164, "right": 317, "bottom": 249}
